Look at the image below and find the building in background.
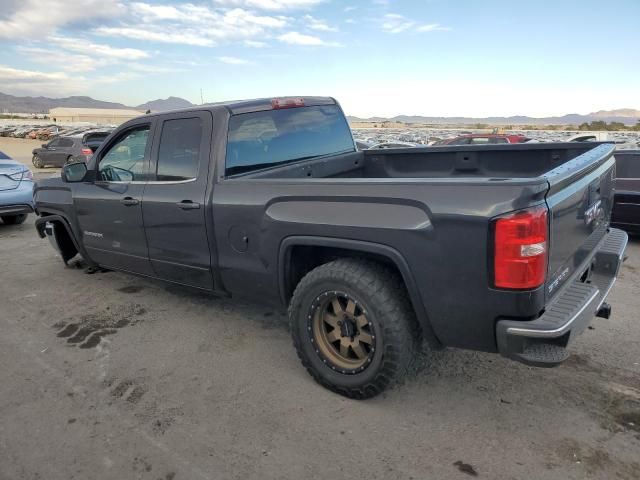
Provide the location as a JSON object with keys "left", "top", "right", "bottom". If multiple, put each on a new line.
{"left": 49, "top": 108, "right": 144, "bottom": 125}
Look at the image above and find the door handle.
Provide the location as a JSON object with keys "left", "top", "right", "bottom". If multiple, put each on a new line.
{"left": 120, "top": 197, "right": 139, "bottom": 206}
{"left": 176, "top": 200, "right": 200, "bottom": 210}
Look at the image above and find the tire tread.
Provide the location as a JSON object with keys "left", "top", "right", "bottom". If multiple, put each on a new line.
{"left": 289, "top": 258, "right": 419, "bottom": 399}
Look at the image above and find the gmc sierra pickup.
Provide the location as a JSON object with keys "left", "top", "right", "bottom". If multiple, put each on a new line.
{"left": 34, "top": 97, "right": 628, "bottom": 398}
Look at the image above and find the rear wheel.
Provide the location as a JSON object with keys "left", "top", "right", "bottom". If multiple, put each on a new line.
{"left": 2, "top": 214, "right": 27, "bottom": 225}
{"left": 32, "top": 154, "right": 44, "bottom": 168}
{"left": 289, "top": 258, "right": 419, "bottom": 399}
{"left": 65, "top": 155, "right": 74, "bottom": 164}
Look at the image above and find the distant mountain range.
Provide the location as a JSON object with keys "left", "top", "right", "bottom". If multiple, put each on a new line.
{"left": 136, "top": 96, "right": 194, "bottom": 112}
{"left": 1, "top": 92, "right": 638, "bottom": 125}
{"left": 0, "top": 92, "right": 195, "bottom": 113}
{"left": 347, "top": 109, "right": 640, "bottom": 126}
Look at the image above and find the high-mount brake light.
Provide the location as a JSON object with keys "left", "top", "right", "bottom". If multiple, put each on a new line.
{"left": 493, "top": 206, "right": 548, "bottom": 290}
{"left": 271, "top": 98, "right": 305, "bottom": 109}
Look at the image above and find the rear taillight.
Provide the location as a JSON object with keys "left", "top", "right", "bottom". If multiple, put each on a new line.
{"left": 9, "top": 170, "right": 33, "bottom": 181}
{"left": 272, "top": 98, "right": 305, "bottom": 109}
{"left": 81, "top": 148, "right": 93, "bottom": 155}
{"left": 493, "top": 206, "right": 548, "bottom": 289}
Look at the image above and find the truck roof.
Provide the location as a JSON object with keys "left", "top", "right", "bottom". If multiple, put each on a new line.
{"left": 141, "top": 96, "right": 337, "bottom": 118}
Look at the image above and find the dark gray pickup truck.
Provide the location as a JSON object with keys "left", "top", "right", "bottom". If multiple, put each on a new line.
{"left": 34, "top": 97, "right": 628, "bottom": 398}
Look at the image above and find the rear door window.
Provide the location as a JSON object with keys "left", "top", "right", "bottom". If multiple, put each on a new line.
{"left": 226, "top": 105, "right": 354, "bottom": 176}
{"left": 155, "top": 117, "right": 203, "bottom": 182}
{"left": 59, "top": 138, "right": 74, "bottom": 148}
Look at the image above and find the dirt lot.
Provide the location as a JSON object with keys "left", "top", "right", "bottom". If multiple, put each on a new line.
{"left": 1, "top": 138, "right": 639, "bottom": 480}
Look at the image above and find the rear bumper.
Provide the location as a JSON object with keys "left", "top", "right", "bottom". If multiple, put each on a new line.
{"left": 0, "top": 181, "right": 35, "bottom": 213}
{"left": 496, "top": 228, "right": 628, "bottom": 367}
{"left": 0, "top": 204, "right": 34, "bottom": 215}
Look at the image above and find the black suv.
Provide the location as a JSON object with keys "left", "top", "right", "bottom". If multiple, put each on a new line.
{"left": 32, "top": 132, "right": 111, "bottom": 168}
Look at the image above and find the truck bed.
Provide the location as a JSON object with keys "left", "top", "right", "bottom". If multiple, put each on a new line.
{"left": 246, "top": 143, "right": 604, "bottom": 180}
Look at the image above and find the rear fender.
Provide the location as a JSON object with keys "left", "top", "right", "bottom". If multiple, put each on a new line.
{"left": 278, "top": 236, "right": 442, "bottom": 349}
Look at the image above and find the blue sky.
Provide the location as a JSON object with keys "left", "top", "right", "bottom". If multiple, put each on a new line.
{"left": 0, "top": 0, "right": 639, "bottom": 117}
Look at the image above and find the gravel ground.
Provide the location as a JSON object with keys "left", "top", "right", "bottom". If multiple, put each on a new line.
{"left": 1, "top": 138, "right": 639, "bottom": 480}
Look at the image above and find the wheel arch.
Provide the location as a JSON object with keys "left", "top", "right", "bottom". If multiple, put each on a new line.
{"left": 278, "top": 236, "right": 442, "bottom": 348}
{"left": 35, "top": 214, "right": 94, "bottom": 266}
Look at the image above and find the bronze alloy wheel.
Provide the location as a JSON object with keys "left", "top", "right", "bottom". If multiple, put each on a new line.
{"left": 309, "top": 291, "right": 377, "bottom": 373}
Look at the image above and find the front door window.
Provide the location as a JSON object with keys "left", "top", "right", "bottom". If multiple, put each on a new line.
{"left": 98, "top": 126, "right": 150, "bottom": 182}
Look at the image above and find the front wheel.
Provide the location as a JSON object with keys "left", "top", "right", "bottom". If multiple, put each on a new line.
{"left": 289, "top": 258, "right": 419, "bottom": 399}
{"left": 32, "top": 154, "right": 44, "bottom": 168}
{"left": 2, "top": 214, "right": 28, "bottom": 225}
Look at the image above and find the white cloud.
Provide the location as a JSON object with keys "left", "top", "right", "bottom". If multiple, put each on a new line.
{"left": 17, "top": 47, "right": 101, "bottom": 72}
{"left": 213, "top": 0, "right": 325, "bottom": 10}
{"left": 303, "top": 15, "right": 337, "bottom": 32}
{"left": 381, "top": 13, "right": 414, "bottom": 34}
{"left": 417, "top": 23, "right": 450, "bottom": 32}
{"left": 0, "top": 0, "right": 124, "bottom": 39}
{"left": 96, "top": 4, "right": 289, "bottom": 47}
{"left": 0, "top": 64, "right": 87, "bottom": 97}
{"left": 95, "top": 27, "right": 216, "bottom": 47}
{"left": 278, "top": 31, "right": 339, "bottom": 46}
{"left": 0, "top": 65, "right": 69, "bottom": 82}
{"left": 381, "top": 13, "right": 450, "bottom": 34}
{"left": 218, "top": 56, "right": 250, "bottom": 65}
{"left": 244, "top": 40, "right": 268, "bottom": 47}
{"left": 49, "top": 36, "right": 149, "bottom": 60}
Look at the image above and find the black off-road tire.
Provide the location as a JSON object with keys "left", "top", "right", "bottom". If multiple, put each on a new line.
{"left": 32, "top": 154, "right": 44, "bottom": 168}
{"left": 1, "top": 214, "right": 27, "bottom": 225}
{"left": 289, "top": 258, "right": 419, "bottom": 399}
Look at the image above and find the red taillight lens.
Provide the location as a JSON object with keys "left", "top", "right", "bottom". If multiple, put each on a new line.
{"left": 272, "top": 98, "right": 305, "bottom": 109}
{"left": 81, "top": 148, "right": 93, "bottom": 155}
{"left": 493, "top": 206, "right": 548, "bottom": 289}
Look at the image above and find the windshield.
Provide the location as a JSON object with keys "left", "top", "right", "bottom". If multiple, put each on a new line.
{"left": 225, "top": 104, "right": 355, "bottom": 176}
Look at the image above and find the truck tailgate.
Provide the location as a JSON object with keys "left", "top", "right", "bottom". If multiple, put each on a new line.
{"left": 544, "top": 144, "right": 616, "bottom": 299}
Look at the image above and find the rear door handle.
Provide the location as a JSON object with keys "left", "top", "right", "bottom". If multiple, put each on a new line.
{"left": 121, "top": 197, "right": 139, "bottom": 206}
{"left": 176, "top": 200, "right": 200, "bottom": 210}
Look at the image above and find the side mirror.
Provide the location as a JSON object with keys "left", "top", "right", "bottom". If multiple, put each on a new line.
{"left": 61, "top": 162, "right": 87, "bottom": 183}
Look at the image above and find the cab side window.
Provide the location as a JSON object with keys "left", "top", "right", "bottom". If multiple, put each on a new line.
{"left": 98, "top": 126, "right": 150, "bottom": 182}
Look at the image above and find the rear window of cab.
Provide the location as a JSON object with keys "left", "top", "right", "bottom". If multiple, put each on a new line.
{"left": 225, "top": 105, "right": 355, "bottom": 176}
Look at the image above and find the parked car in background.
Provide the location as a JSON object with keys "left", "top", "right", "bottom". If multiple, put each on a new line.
{"left": 32, "top": 131, "right": 111, "bottom": 168}
{"left": 0, "top": 126, "right": 17, "bottom": 137}
{"left": 0, "top": 150, "right": 34, "bottom": 225}
{"left": 612, "top": 150, "right": 640, "bottom": 234}
{"left": 369, "top": 141, "right": 422, "bottom": 149}
{"left": 433, "top": 133, "right": 531, "bottom": 146}
{"left": 355, "top": 140, "right": 372, "bottom": 150}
